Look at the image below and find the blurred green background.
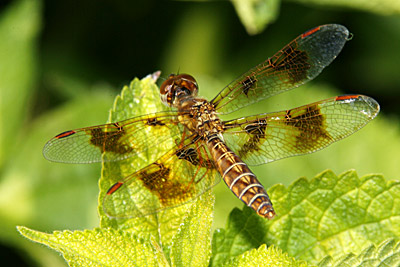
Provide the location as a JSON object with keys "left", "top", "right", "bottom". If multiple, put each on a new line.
{"left": 0, "top": 0, "right": 399, "bottom": 266}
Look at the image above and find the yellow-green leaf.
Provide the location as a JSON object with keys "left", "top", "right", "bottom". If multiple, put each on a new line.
{"left": 226, "top": 244, "right": 309, "bottom": 267}
{"left": 171, "top": 191, "right": 214, "bottom": 267}
{"left": 318, "top": 238, "right": 400, "bottom": 267}
{"left": 17, "top": 226, "right": 169, "bottom": 267}
{"left": 97, "top": 73, "right": 215, "bottom": 265}
{"left": 211, "top": 170, "right": 400, "bottom": 265}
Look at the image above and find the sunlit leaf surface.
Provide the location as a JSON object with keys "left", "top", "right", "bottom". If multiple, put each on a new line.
{"left": 211, "top": 170, "right": 400, "bottom": 265}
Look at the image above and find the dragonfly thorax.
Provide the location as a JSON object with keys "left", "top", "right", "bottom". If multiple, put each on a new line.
{"left": 178, "top": 97, "right": 223, "bottom": 138}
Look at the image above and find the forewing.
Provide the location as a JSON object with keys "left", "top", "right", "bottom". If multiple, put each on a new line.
{"left": 102, "top": 136, "right": 219, "bottom": 218}
{"left": 211, "top": 24, "right": 350, "bottom": 114}
{"left": 43, "top": 111, "right": 183, "bottom": 163}
{"left": 223, "top": 95, "right": 380, "bottom": 165}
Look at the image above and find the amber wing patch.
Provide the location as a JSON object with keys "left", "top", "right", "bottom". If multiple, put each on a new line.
{"left": 284, "top": 104, "right": 330, "bottom": 151}
{"left": 88, "top": 123, "right": 133, "bottom": 155}
{"left": 222, "top": 95, "right": 378, "bottom": 166}
{"left": 102, "top": 139, "right": 219, "bottom": 218}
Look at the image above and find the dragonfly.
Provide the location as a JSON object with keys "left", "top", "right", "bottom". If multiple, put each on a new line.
{"left": 43, "top": 24, "right": 379, "bottom": 219}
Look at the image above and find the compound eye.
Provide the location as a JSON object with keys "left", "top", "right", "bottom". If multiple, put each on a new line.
{"left": 160, "top": 74, "right": 176, "bottom": 106}
{"left": 160, "top": 74, "right": 198, "bottom": 107}
{"left": 176, "top": 74, "right": 198, "bottom": 96}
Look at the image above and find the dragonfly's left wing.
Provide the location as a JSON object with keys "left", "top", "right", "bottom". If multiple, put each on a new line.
{"left": 102, "top": 134, "right": 219, "bottom": 218}
{"left": 43, "top": 111, "right": 185, "bottom": 164}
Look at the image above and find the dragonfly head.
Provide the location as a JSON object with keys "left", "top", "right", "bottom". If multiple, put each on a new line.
{"left": 160, "top": 73, "right": 198, "bottom": 107}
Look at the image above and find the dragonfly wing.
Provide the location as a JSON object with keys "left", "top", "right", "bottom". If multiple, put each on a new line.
{"left": 102, "top": 135, "right": 219, "bottom": 218}
{"left": 43, "top": 111, "right": 183, "bottom": 164}
{"left": 223, "top": 95, "right": 380, "bottom": 165}
{"left": 211, "top": 24, "right": 350, "bottom": 114}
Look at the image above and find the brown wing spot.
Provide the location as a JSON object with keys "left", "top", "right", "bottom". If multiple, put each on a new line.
{"left": 138, "top": 163, "right": 194, "bottom": 206}
{"left": 273, "top": 44, "right": 311, "bottom": 84}
{"left": 241, "top": 76, "right": 257, "bottom": 96}
{"left": 238, "top": 119, "right": 267, "bottom": 158}
{"left": 176, "top": 147, "right": 214, "bottom": 168}
{"left": 285, "top": 105, "right": 331, "bottom": 151}
{"left": 89, "top": 122, "right": 133, "bottom": 154}
{"left": 146, "top": 117, "right": 166, "bottom": 126}
{"left": 176, "top": 147, "right": 200, "bottom": 165}
{"left": 55, "top": 130, "right": 76, "bottom": 139}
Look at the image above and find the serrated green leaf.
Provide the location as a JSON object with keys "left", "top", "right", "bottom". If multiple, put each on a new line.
{"left": 170, "top": 191, "right": 214, "bottom": 267}
{"left": 17, "top": 226, "right": 169, "bottom": 267}
{"left": 210, "top": 207, "right": 269, "bottom": 266}
{"left": 225, "top": 244, "right": 309, "bottom": 267}
{"left": 96, "top": 73, "right": 215, "bottom": 265}
{"left": 211, "top": 170, "right": 400, "bottom": 265}
{"left": 318, "top": 238, "right": 400, "bottom": 267}
{"left": 231, "top": 0, "right": 280, "bottom": 35}
{"left": 17, "top": 73, "right": 215, "bottom": 266}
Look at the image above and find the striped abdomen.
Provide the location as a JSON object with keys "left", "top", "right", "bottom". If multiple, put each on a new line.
{"left": 206, "top": 134, "right": 275, "bottom": 219}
